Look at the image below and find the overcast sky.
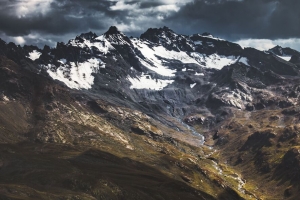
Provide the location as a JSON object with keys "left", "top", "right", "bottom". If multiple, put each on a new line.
{"left": 1, "top": 0, "right": 300, "bottom": 51}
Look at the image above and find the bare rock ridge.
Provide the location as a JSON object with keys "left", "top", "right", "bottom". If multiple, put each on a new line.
{"left": 1, "top": 26, "right": 300, "bottom": 199}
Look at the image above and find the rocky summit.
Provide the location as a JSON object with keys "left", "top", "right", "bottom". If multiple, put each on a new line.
{"left": 1, "top": 26, "right": 300, "bottom": 199}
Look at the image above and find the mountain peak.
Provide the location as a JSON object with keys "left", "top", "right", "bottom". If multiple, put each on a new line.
{"left": 268, "top": 45, "right": 285, "bottom": 56}
{"left": 78, "top": 31, "right": 98, "bottom": 40}
{"left": 0, "top": 38, "right": 6, "bottom": 45}
{"left": 161, "top": 26, "right": 174, "bottom": 32}
{"left": 105, "top": 26, "right": 122, "bottom": 35}
{"left": 201, "top": 32, "right": 213, "bottom": 37}
{"left": 140, "top": 26, "right": 177, "bottom": 44}
{"left": 104, "top": 26, "right": 131, "bottom": 45}
{"left": 268, "top": 45, "right": 300, "bottom": 58}
{"left": 270, "top": 45, "right": 283, "bottom": 50}
{"left": 142, "top": 26, "right": 175, "bottom": 35}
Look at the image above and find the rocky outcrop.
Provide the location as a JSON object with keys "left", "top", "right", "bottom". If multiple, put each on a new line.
{"left": 240, "top": 130, "right": 276, "bottom": 151}
{"left": 131, "top": 123, "right": 163, "bottom": 138}
{"left": 276, "top": 147, "right": 300, "bottom": 182}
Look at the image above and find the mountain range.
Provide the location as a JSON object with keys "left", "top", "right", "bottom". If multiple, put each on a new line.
{"left": 1, "top": 26, "right": 300, "bottom": 199}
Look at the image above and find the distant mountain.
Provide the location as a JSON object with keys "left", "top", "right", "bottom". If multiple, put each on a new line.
{"left": 18, "top": 26, "right": 299, "bottom": 112}
{"left": 1, "top": 26, "right": 300, "bottom": 199}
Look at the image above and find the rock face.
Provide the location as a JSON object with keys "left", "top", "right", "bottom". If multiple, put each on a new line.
{"left": 1, "top": 26, "right": 300, "bottom": 199}
{"left": 268, "top": 45, "right": 300, "bottom": 58}
{"left": 240, "top": 130, "right": 277, "bottom": 151}
{"left": 276, "top": 147, "right": 300, "bottom": 182}
{"left": 12, "top": 26, "right": 299, "bottom": 122}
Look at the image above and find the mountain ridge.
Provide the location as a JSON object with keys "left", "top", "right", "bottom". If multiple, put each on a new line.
{"left": 1, "top": 26, "right": 300, "bottom": 199}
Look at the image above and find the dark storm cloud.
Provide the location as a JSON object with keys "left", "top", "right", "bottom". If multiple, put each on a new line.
{"left": 1, "top": 0, "right": 300, "bottom": 48}
{"left": 0, "top": 0, "right": 173, "bottom": 41}
{"left": 0, "top": 0, "right": 119, "bottom": 36}
{"left": 165, "top": 0, "right": 300, "bottom": 40}
{"left": 139, "top": 1, "right": 166, "bottom": 9}
{"left": 0, "top": 13, "right": 107, "bottom": 36}
{"left": 0, "top": 0, "right": 181, "bottom": 46}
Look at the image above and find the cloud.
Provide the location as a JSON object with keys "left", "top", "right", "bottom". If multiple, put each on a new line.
{"left": 0, "top": 0, "right": 190, "bottom": 45}
{"left": 0, "top": 0, "right": 195, "bottom": 37}
{"left": 13, "top": 36, "right": 26, "bottom": 45}
{"left": 0, "top": 0, "right": 111, "bottom": 36}
{"left": 0, "top": 0, "right": 300, "bottom": 51}
{"left": 236, "top": 38, "right": 300, "bottom": 51}
{"left": 235, "top": 39, "right": 275, "bottom": 51}
{"left": 15, "top": 0, "right": 54, "bottom": 18}
{"left": 164, "top": 0, "right": 300, "bottom": 40}
{"left": 0, "top": 1, "right": 158, "bottom": 46}
{"left": 110, "top": 1, "right": 140, "bottom": 11}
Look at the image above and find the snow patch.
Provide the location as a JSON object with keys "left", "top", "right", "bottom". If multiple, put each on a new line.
{"left": 131, "top": 38, "right": 238, "bottom": 75}
{"left": 137, "top": 58, "right": 177, "bottom": 77}
{"left": 69, "top": 35, "right": 114, "bottom": 54}
{"left": 195, "top": 72, "right": 204, "bottom": 76}
{"left": 207, "top": 42, "right": 215, "bottom": 47}
{"left": 201, "top": 35, "right": 225, "bottom": 41}
{"left": 45, "top": 57, "right": 105, "bottom": 89}
{"left": 132, "top": 39, "right": 199, "bottom": 77}
{"left": 1, "top": 95, "right": 9, "bottom": 102}
{"left": 190, "top": 83, "right": 197, "bottom": 88}
{"left": 191, "top": 52, "right": 238, "bottom": 70}
{"left": 194, "top": 41, "right": 202, "bottom": 45}
{"left": 128, "top": 74, "right": 174, "bottom": 90}
{"left": 106, "top": 33, "right": 131, "bottom": 45}
{"left": 277, "top": 55, "right": 292, "bottom": 61}
{"left": 239, "top": 57, "right": 250, "bottom": 66}
{"left": 58, "top": 59, "right": 67, "bottom": 64}
{"left": 28, "top": 50, "right": 41, "bottom": 61}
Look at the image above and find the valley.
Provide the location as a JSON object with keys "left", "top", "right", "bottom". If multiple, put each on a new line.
{"left": 0, "top": 26, "right": 300, "bottom": 199}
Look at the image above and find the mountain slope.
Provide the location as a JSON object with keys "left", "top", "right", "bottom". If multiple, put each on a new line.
{"left": 1, "top": 26, "right": 300, "bottom": 199}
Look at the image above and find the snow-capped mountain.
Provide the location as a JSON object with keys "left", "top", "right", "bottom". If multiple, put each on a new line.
{"left": 0, "top": 25, "right": 299, "bottom": 116}
{"left": 0, "top": 26, "right": 300, "bottom": 115}
{"left": 29, "top": 26, "right": 249, "bottom": 90}
{"left": 2, "top": 26, "right": 300, "bottom": 199}
{"left": 267, "top": 45, "right": 300, "bottom": 69}
{"left": 16, "top": 26, "right": 298, "bottom": 114}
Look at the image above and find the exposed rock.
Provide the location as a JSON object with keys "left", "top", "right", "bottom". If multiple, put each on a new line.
{"left": 131, "top": 123, "right": 163, "bottom": 138}
{"left": 269, "top": 115, "right": 279, "bottom": 121}
{"left": 279, "top": 126, "right": 299, "bottom": 142}
{"left": 276, "top": 147, "right": 300, "bottom": 182}
{"left": 282, "top": 107, "right": 300, "bottom": 115}
{"left": 184, "top": 114, "right": 205, "bottom": 125}
{"left": 87, "top": 100, "right": 108, "bottom": 114}
{"left": 284, "top": 186, "right": 293, "bottom": 197}
{"left": 254, "top": 150, "right": 271, "bottom": 173}
{"left": 215, "top": 136, "right": 229, "bottom": 146}
{"left": 245, "top": 104, "right": 254, "bottom": 111}
{"left": 254, "top": 102, "right": 266, "bottom": 110}
{"left": 181, "top": 174, "right": 192, "bottom": 183}
{"left": 240, "top": 130, "right": 276, "bottom": 151}
{"left": 278, "top": 100, "right": 293, "bottom": 108}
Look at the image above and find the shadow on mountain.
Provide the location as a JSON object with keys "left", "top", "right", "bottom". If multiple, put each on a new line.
{"left": 217, "top": 187, "right": 245, "bottom": 200}
{"left": 0, "top": 142, "right": 219, "bottom": 200}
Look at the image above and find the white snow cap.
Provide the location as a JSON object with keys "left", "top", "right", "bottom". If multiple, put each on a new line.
{"left": 238, "top": 57, "right": 250, "bottom": 66}
{"left": 128, "top": 74, "right": 174, "bottom": 90}
{"left": 45, "top": 57, "right": 105, "bottom": 90}
{"left": 27, "top": 50, "right": 41, "bottom": 61}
